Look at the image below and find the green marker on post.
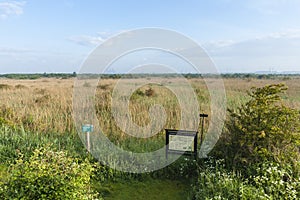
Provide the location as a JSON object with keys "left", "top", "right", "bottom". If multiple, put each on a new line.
{"left": 82, "top": 124, "right": 93, "bottom": 152}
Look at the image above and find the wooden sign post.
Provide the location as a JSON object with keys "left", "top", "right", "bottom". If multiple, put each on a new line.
{"left": 199, "top": 114, "right": 208, "bottom": 145}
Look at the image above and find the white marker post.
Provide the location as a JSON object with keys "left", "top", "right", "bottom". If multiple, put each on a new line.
{"left": 86, "top": 131, "right": 90, "bottom": 152}
{"left": 82, "top": 124, "right": 94, "bottom": 152}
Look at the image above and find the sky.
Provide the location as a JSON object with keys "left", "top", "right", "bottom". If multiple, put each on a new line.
{"left": 1, "top": 0, "right": 300, "bottom": 73}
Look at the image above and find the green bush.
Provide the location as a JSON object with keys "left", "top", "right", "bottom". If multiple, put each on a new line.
{"left": 203, "top": 83, "right": 300, "bottom": 199}
{"left": 192, "top": 159, "right": 299, "bottom": 199}
{"left": 0, "top": 146, "right": 101, "bottom": 200}
{"left": 252, "top": 162, "right": 299, "bottom": 199}
{"left": 191, "top": 159, "right": 264, "bottom": 200}
{"left": 0, "top": 124, "right": 87, "bottom": 164}
{"left": 213, "top": 84, "right": 300, "bottom": 171}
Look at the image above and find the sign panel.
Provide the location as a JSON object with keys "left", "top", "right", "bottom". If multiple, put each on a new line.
{"left": 82, "top": 124, "right": 94, "bottom": 132}
{"left": 165, "top": 129, "right": 198, "bottom": 158}
{"left": 169, "top": 135, "right": 195, "bottom": 152}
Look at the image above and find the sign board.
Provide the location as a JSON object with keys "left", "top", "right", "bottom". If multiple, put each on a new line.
{"left": 169, "top": 135, "right": 195, "bottom": 152}
{"left": 82, "top": 124, "right": 94, "bottom": 132}
{"left": 165, "top": 129, "right": 198, "bottom": 158}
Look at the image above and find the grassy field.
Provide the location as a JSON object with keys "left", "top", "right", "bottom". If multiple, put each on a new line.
{"left": 0, "top": 75, "right": 299, "bottom": 199}
{"left": 1, "top": 76, "right": 299, "bottom": 134}
{"left": 101, "top": 179, "right": 191, "bottom": 200}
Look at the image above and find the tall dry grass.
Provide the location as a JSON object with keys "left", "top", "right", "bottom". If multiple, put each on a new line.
{"left": 0, "top": 78, "right": 74, "bottom": 133}
{"left": 0, "top": 76, "right": 299, "bottom": 139}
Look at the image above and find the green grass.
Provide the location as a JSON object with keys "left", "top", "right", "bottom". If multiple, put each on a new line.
{"left": 0, "top": 165, "right": 8, "bottom": 182}
{"left": 1, "top": 77, "right": 299, "bottom": 199}
{"left": 0, "top": 125, "right": 87, "bottom": 164}
{"left": 99, "top": 178, "right": 191, "bottom": 200}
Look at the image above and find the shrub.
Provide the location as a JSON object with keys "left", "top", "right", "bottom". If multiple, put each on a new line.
{"left": 0, "top": 146, "right": 101, "bottom": 200}
{"left": 192, "top": 159, "right": 265, "bottom": 200}
{"left": 213, "top": 84, "right": 300, "bottom": 171}
{"left": 135, "top": 89, "right": 145, "bottom": 96}
{"left": 193, "top": 169, "right": 241, "bottom": 200}
{"left": 252, "top": 162, "right": 299, "bottom": 199}
{"left": 145, "top": 87, "right": 155, "bottom": 97}
{"left": 192, "top": 159, "right": 300, "bottom": 199}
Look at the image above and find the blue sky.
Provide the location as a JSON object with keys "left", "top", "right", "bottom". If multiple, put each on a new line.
{"left": 1, "top": 0, "right": 300, "bottom": 73}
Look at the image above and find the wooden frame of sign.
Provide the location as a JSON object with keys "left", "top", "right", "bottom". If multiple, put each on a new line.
{"left": 165, "top": 129, "right": 198, "bottom": 159}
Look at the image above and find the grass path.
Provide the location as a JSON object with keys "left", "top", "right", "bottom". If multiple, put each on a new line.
{"left": 100, "top": 178, "right": 191, "bottom": 200}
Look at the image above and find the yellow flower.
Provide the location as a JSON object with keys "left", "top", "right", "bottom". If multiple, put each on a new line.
{"left": 259, "top": 131, "right": 266, "bottom": 138}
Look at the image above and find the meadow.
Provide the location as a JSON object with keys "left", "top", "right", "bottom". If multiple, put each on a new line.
{"left": 0, "top": 75, "right": 299, "bottom": 199}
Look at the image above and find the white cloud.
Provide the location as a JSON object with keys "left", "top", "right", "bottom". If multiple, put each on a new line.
{"left": 68, "top": 29, "right": 300, "bottom": 73}
{"left": 256, "top": 29, "right": 300, "bottom": 40}
{"left": 68, "top": 35, "right": 105, "bottom": 47}
{"left": 203, "top": 29, "right": 300, "bottom": 72}
{"left": 203, "top": 40, "right": 237, "bottom": 51}
{"left": 205, "top": 29, "right": 300, "bottom": 52}
{"left": 0, "top": 1, "right": 26, "bottom": 20}
{"left": 68, "top": 30, "right": 127, "bottom": 47}
{"left": 0, "top": 47, "right": 33, "bottom": 56}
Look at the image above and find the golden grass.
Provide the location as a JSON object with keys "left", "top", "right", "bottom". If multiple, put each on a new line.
{"left": 0, "top": 76, "right": 299, "bottom": 137}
